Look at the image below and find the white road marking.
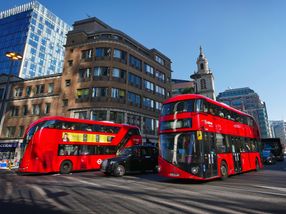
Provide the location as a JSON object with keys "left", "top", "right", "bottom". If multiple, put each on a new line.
{"left": 63, "top": 176, "right": 101, "bottom": 187}
{"left": 254, "top": 185, "right": 286, "bottom": 193}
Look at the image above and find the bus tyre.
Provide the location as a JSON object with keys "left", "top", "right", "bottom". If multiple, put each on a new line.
{"left": 220, "top": 161, "right": 228, "bottom": 180}
{"left": 113, "top": 165, "right": 125, "bottom": 177}
{"left": 60, "top": 160, "right": 72, "bottom": 174}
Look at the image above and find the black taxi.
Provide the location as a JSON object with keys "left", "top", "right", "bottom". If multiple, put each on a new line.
{"left": 101, "top": 145, "right": 158, "bottom": 176}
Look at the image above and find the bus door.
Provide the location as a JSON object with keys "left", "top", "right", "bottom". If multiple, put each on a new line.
{"left": 202, "top": 132, "right": 218, "bottom": 178}
{"left": 231, "top": 137, "right": 242, "bottom": 173}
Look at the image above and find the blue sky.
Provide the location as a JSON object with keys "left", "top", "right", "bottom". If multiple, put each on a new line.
{"left": 1, "top": 0, "right": 286, "bottom": 120}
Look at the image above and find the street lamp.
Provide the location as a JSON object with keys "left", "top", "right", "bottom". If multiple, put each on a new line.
{"left": 0, "top": 51, "right": 23, "bottom": 135}
{"left": 5, "top": 51, "right": 23, "bottom": 61}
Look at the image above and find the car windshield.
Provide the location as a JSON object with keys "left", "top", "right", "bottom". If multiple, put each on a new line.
{"left": 117, "top": 147, "right": 133, "bottom": 156}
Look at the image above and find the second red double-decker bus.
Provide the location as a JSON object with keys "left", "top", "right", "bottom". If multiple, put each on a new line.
{"left": 158, "top": 94, "right": 262, "bottom": 180}
{"left": 18, "top": 116, "right": 142, "bottom": 174}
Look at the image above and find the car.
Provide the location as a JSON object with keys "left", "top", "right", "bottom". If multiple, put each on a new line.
{"left": 262, "top": 149, "right": 276, "bottom": 165}
{"left": 261, "top": 138, "right": 284, "bottom": 161}
{"left": 101, "top": 145, "right": 158, "bottom": 176}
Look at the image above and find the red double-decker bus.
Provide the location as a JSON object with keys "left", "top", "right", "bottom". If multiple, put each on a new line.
{"left": 18, "top": 116, "right": 142, "bottom": 174}
{"left": 158, "top": 94, "right": 262, "bottom": 180}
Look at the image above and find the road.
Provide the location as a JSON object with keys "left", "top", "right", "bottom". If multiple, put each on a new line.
{"left": 0, "top": 160, "right": 286, "bottom": 214}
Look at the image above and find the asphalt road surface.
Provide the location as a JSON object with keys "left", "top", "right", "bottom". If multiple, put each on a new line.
{"left": 0, "top": 160, "right": 286, "bottom": 214}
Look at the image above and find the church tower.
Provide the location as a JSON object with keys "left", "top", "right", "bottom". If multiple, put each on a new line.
{"left": 190, "top": 47, "right": 216, "bottom": 100}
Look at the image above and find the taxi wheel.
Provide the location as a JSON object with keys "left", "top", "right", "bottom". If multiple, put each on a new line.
{"left": 113, "top": 165, "right": 125, "bottom": 177}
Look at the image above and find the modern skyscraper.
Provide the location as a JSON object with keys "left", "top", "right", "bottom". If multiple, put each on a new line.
{"left": 217, "top": 87, "right": 271, "bottom": 138}
{"left": 191, "top": 47, "right": 215, "bottom": 100}
{"left": 0, "top": 1, "right": 71, "bottom": 78}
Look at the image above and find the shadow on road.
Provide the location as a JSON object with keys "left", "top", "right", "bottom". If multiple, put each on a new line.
{"left": 0, "top": 201, "right": 67, "bottom": 214}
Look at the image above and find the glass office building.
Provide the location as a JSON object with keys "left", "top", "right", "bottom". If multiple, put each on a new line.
{"left": 0, "top": 1, "right": 71, "bottom": 78}
{"left": 217, "top": 87, "right": 271, "bottom": 138}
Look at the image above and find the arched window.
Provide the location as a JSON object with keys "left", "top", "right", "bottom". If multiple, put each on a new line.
{"left": 200, "top": 63, "right": 204, "bottom": 70}
{"left": 200, "top": 79, "right": 206, "bottom": 89}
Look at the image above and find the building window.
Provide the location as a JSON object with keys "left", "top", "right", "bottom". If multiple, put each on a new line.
{"left": 113, "top": 49, "right": 127, "bottom": 63}
{"left": 48, "top": 83, "right": 54, "bottom": 93}
{"left": 128, "top": 73, "right": 141, "bottom": 88}
{"left": 155, "top": 85, "right": 165, "bottom": 96}
{"left": 144, "top": 80, "right": 154, "bottom": 92}
{"left": 92, "top": 87, "right": 108, "bottom": 98}
{"left": 32, "top": 104, "right": 41, "bottom": 115}
{"left": 81, "top": 49, "right": 93, "bottom": 59}
{"left": 19, "top": 126, "right": 25, "bottom": 137}
{"left": 112, "top": 68, "right": 126, "bottom": 79}
{"left": 111, "top": 88, "right": 125, "bottom": 99}
{"left": 6, "top": 126, "right": 16, "bottom": 138}
{"left": 65, "top": 80, "right": 71, "bottom": 86}
{"left": 155, "top": 102, "right": 162, "bottom": 111}
{"left": 143, "top": 97, "right": 154, "bottom": 109}
{"left": 35, "top": 84, "right": 45, "bottom": 94}
{"left": 201, "top": 79, "right": 207, "bottom": 89}
{"left": 68, "top": 60, "right": 73, "bottom": 66}
{"left": 200, "top": 63, "right": 204, "bottom": 70}
{"left": 155, "top": 55, "right": 164, "bottom": 65}
{"left": 144, "top": 63, "right": 154, "bottom": 76}
{"left": 23, "top": 105, "right": 28, "bottom": 116}
{"left": 110, "top": 111, "right": 124, "bottom": 123}
{"left": 14, "top": 88, "right": 23, "bottom": 97}
{"left": 127, "top": 113, "right": 141, "bottom": 126}
{"left": 77, "top": 88, "right": 89, "bottom": 99}
{"left": 93, "top": 67, "right": 109, "bottom": 78}
{"left": 95, "top": 47, "right": 111, "bottom": 58}
{"left": 63, "top": 99, "right": 68, "bottom": 107}
{"left": 0, "top": 88, "right": 4, "bottom": 100}
{"left": 129, "top": 55, "right": 142, "bottom": 70}
{"left": 79, "top": 68, "right": 91, "bottom": 81}
{"left": 44, "top": 103, "right": 51, "bottom": 114}
{"left": 91, "top": 110, "right": 106, "bottom": 121}
{"left": 155, "top": 70, "right": 165, "bottom": 82}
{"left": 10, "top": 106, "right": 19, "bottom": 117}
{"left": 127, "top": 92, "right": 141, "bottom": 107}
{"left": 74, "top": 111, "right": 88, "bottom": 119}
{"left": 25, "top": 86, "right": 31, "bottom": 97}
{"left": 143, "top": 117, "right": 155, "bottom": 135}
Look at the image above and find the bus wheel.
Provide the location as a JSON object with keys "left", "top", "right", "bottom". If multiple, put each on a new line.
{"left": 220, "top": 161, "right": 228, "bottom": 180}
{"left": 113, "top": 165, "right": 125, "bottom": 177}
{"left": 255, "top": 159, "right": 260, "bottom": 171}
{"left": 60, "top": 160, "right": 72, "bottom": 174}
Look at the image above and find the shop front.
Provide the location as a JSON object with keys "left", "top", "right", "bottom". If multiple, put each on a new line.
{"left": 0, "top": 141, "right": 19, "bottom": 169}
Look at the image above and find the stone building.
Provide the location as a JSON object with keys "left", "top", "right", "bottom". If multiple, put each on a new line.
{"left": 60, "top": 17, "right": 172, "bottom": 143}
{"left": 190, "top": 47, "right": 215, "bottom": 100}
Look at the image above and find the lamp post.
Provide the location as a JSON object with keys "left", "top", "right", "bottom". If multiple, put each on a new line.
{"left": 0, "top": 52, "right": 23, "bottom": 135}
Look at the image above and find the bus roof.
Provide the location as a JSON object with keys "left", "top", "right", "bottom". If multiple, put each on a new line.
{"left": 163, "top": 94, "right": 252, "bottom": 118}
{"left": 26, "top": 116, "right": 139, "bottom": 132}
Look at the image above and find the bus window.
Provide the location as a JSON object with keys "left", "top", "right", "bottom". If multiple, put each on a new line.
{"left": 216, "top": 134, "right": 226, "bottom": 153}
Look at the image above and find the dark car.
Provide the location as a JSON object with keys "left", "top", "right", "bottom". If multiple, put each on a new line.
{"left": 101, "top": 145, "right": 158, "bottom": 176}
{"left": 261, "top": 138, "right": 284, "bottom": 161}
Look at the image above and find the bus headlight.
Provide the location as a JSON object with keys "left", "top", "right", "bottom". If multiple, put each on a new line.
{"left": 191, "top": 166, "right": 199, "bottom": 175}
{"left": 157, "top": 165, "right": 161, "bottom": 172}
